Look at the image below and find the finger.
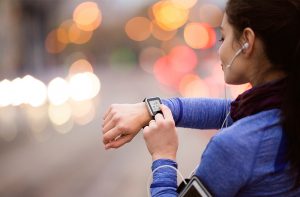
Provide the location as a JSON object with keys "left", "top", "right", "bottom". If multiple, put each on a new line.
{"left": 142, "top": 126, "right": 150, "bottom": 138}
{"left": 105, "top": 135, "right": 132, "bottom": 149}
{"left": 102, "top": 118, "right": 116, "bottom": 134}
{"left": 160, "top": 104, "right": 174, "bottom": 121}
{"left": 154, "top": 113, "right": 164, "bottom": 121}
{"left": 102, "top": 112, "right": 114, "bottom": 131}
{"left": 103, "top": 106, "right": 113, "bottom": 120}
{"left": 149, "top": 119, "right": 156, "bottom": 127}
{"left": 102, "top": 127, "right": 123, "bottom": 144}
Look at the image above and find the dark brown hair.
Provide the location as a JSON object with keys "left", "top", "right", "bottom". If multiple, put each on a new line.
{"left": 226, "top": 0, "right": 300, "bottom": 188}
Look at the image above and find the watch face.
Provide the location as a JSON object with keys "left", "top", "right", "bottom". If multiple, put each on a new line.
{"left": 146, "top": 97, "right": 162, "bottom": 115}
{"left": 149, "top": 100, "right": 161, "bottom": 112}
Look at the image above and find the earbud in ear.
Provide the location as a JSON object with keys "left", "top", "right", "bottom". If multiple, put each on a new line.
{"left": 225, "top": 42, "right": 249, "bottom": 69}
{"left": 242, "top": 42, "right": 249, "bottom": 50}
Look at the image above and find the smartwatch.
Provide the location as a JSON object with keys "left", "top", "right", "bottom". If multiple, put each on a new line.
{"left": 143, "top": 97, "right": 163, "bottom": 118}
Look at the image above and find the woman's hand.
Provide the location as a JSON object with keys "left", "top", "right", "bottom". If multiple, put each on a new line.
{"left": 143, "top": 104, "right": 178, "bottom": 161}
{"left": 102, "top": 102, "right": 152, "bottom": 149}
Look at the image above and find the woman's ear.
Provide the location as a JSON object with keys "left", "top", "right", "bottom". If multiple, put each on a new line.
{"left": 241, "top": 27, "right": 255, "bottom": 57}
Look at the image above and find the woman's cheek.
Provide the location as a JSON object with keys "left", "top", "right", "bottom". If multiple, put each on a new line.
{"left": 218, "top": 44, "right": 226, "bottom": 66}
{"left": 217, "top": 43, "right": 222, "bottom": 56}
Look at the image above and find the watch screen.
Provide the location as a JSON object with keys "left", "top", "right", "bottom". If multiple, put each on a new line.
{"left": 149, "top": 100, "right": 161, "bottom": 112}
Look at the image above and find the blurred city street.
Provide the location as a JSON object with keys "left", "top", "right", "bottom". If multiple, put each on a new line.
{"left": 0, "top": 66, "right": 216, "bottom": 197}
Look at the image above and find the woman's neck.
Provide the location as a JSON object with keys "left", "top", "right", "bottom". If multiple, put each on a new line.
{"left": 250, "top": 69, "right": 286, "bottom": 87}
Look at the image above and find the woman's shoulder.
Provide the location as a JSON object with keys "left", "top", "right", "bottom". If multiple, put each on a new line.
{"left": 223, "top": 108, "right": 281, "bottom": 137}
{"left": 212, "top": 109, "right": 283, "bottom": 156}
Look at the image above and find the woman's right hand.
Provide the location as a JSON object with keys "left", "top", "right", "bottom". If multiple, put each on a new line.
{"left": 102, "top": 102, "right": 152, "bottom": 149}
{"left": 143, "top": 105, "right": 178, "bottom": 161}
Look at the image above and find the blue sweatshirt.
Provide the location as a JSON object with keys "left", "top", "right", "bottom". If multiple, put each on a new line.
{"left": 149, "top": 98, "right": 300, "bottom": 197}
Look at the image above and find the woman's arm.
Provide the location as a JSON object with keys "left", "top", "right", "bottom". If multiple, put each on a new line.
{"left": 102, "top": 97, "right": 232, "bottom": 149}
{"left": 163, "top": 98, "right": 233, "bottom": 129}
{"left": 143, "top": 105, "right": 179, "bottom": 196}
{"left": 150, "top": 159, "right": 178, "bottom": 197}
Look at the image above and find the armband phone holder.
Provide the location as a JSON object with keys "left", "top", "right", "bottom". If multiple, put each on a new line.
{"left": 178, "top": 175, "right": 212, "bottom": 197}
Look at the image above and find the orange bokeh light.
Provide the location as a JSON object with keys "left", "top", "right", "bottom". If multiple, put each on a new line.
{"left": 125, "top": 17, "right": 152, "bottom": 41}
{"left": 69, "top": 59, "right": 94, "bottom": 76}
{"left": 179, "top": 74, "right": 210, "bottom": 97}
{"left": 151, "top": 21, "right": 177, "bottom": 41}
{"left": 45, "top": 29, "right": 66, "bottom": 54}
{"left": 68, "top": 23, "right": 93, "bottom": 44}
{"left": 171, "top": 0, "right": 198, "bottom": 9}
{"left": 184, "top": 22, "right": 216, "bottom": 49}
{"left": 152, "top": 1, "right": 189, "bottom": 31}
{"left": 57, "top": 21, "right": 70, "bottom": 44}
{"left": 73, "top": 1, "right": 102, "bottom": 31}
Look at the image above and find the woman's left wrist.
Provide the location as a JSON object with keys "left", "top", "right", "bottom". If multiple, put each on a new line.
{"left": 152, "top": 153, "right": 176, "bottom": 161}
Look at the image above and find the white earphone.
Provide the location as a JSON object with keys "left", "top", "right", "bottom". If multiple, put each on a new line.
{"left": 226, "top": 42, "right": 249, "bottom": 68}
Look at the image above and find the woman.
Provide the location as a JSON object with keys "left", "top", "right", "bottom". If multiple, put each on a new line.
{"left": 102, "top": 0, "right": 300, "bottom": 196}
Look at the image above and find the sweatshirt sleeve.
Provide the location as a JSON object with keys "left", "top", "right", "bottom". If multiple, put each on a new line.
{"left": 150, "top": 159, "right": 178, "bottom": 197}
{"left": 162, "top": 98, "right": 233, "bottom": 129}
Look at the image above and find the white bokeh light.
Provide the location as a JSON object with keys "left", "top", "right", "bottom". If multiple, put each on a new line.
{"left": 23, "top": 75, "right": 48, "bottom": 107}
{"left": 11, "top": 77, "right": 26, "bottom": 106}
{"left": 0, "top": 79, "right": 12, "bottom": 107}
{"left": 48, "top": 77, "right": 70, "bottom": 105}
{"left": 69, "top": 72, "right": 101, "bottom": 101}
{"left": 48, "top": 103, "right": 72, "bottom": 126}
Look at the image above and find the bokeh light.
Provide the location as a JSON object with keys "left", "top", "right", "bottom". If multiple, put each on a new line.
{"left": 45, "top": 29, "right": 66, "bottom": 54}
{"left": 154, "top": 56, "right": 176, "bottom": 86}
{"left": 199, "top": 4, "right": 223, "bottom": 28}
{"left": 69, "top": 59, "right": 94, "bottom": 76}
{"left": 184, "top": 22, "right": 216, "bottom": 49}
{"left": 73, "top": 1, "right": 102, "bottom": 31}
{"left": 69, "top": 72, "right": 101, "bottom": 101}
{"left": 139, "top": 47, "right": 165, "bottom": 73}
{"left": 0, "top": 76, "right": 47, "bottom": 107}
{"left": 48, "top": 77, "right": 70, "bottom": 105}
{"left": 171, "top": 0, "right": 198, "bottom": 9}
{"left": 48, "top": 103, "right": 72, "bottom": 126}
{"left": 0, "top": 79, "right": 12, "bottom": 107}
{"left": 71, "top": 100, "right": 95, "bottom": 125}
{"left": 152, "top": 1, "right": 189, "bottom": 31}
{"left": 10, "top": 77, "right": 26, "bottom": 106}
{"left": 153, "top": 45, "right": 198, "bottom": 88}
{"left": 179, "top": 74, "right": 210, "bottom": 97}
{"left": 68, "top": 23, "right": 93, "bottom": 44}
{"left": 57, "top": 20, "right": 72, "bottom": 44}
{"left": 125, "top": 17, "right": 152, "bottom": 41}
{"left": 151, "top": 21, "right": 177, "bottom": 41}
{"left": 203, "top": 62, "right": 226, "bottom": 97}
{"left": 22, "top": 75, "right": 47, "bottom": 107}
{"left": 168, "top": 45, "right": 198, "bottom": 73}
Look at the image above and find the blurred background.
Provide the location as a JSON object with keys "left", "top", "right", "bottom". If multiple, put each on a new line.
{"left": 0, "top": 0, "right": 250, "bottom": 196}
